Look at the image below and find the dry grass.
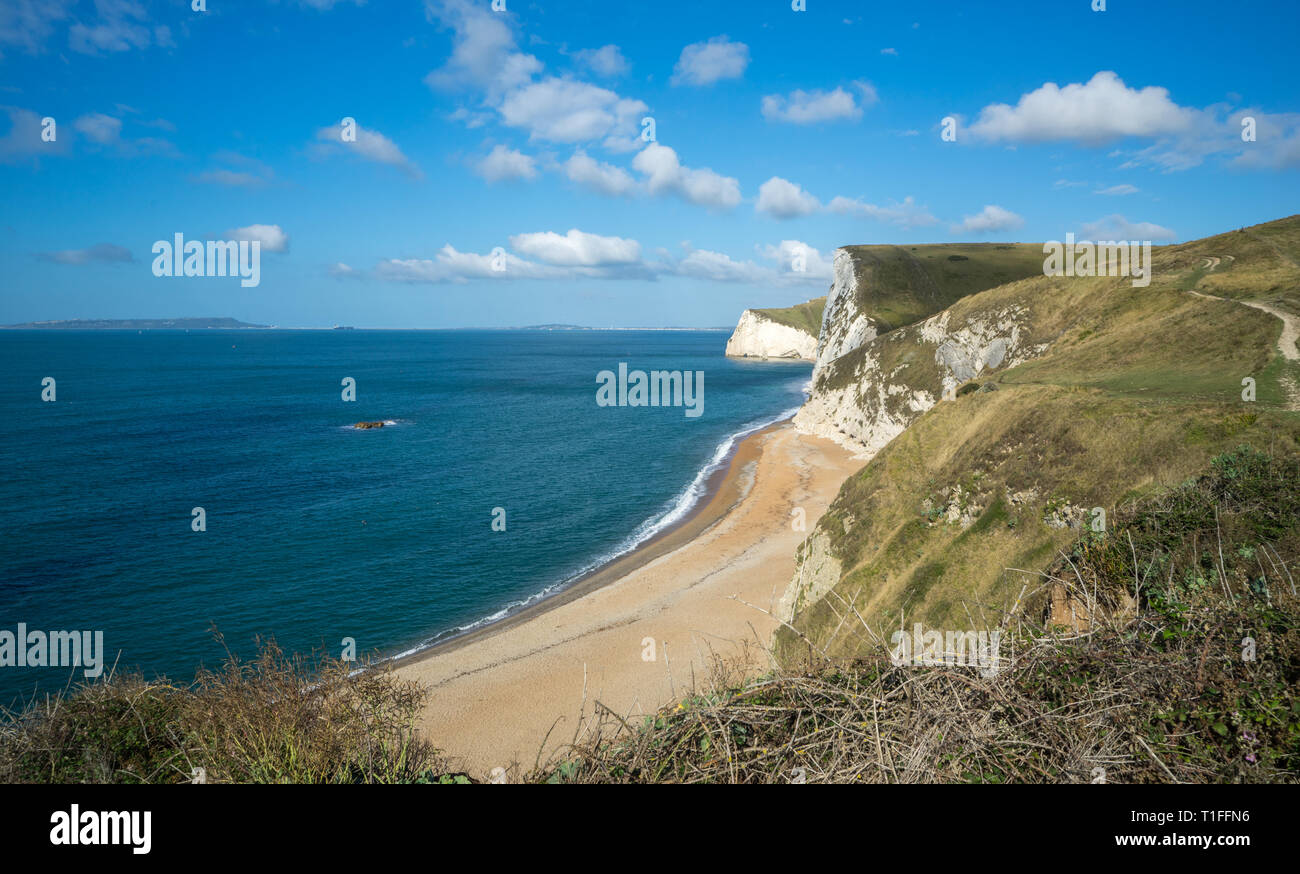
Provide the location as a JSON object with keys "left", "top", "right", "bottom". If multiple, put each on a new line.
{"left": 0, "top": 633, "right": 453, "bottom": 784}
{"left": 535, "top": 592, "right": 1297, "bottom": 784}
{"left": 535, "top": 447, "right": 1300, "bottom": 783}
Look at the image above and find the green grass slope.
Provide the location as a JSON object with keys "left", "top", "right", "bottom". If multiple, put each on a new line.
{"left": 837, "top": 242, "right": 1048, "bottom": 333}
{"left": 752, "top": 297, "right": 826, "bottom": 337}
{"left": 779, "top": 215, "right": 1300, "bottom": 663}
{"left": 543, "top": 447, "right": 1300, "bottom": 783}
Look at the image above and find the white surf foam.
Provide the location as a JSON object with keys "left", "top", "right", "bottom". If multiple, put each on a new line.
{"left": 392, "top": 395, "right": 809, "bottom": 659}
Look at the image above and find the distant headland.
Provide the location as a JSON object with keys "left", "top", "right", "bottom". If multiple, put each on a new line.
{"left": 0, "top": 319, "right": 735, "bottom": 331}
{"left": 1, "top": 317, "right": 269, "bottom": 330}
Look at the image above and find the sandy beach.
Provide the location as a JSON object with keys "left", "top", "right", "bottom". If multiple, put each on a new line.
{"left": 397, "top": 423, "right": 861, "bottom": 778}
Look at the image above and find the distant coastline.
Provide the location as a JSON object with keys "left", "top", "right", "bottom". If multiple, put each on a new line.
{"left": 0, "top": 317, "right": 269, "bottom": 330}
{"left": 2, "top": 318, "right": 733, "bottom": 331}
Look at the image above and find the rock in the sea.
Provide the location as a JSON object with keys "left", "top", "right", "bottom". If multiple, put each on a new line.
{"left": 354, "top": 421, "right": 385, "bottom": 429}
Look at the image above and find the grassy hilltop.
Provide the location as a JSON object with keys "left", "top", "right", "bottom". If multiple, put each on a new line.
{"left": 835, "top": 242, "right": 1047, "bottom": 332}
{"left": 781, "top": 215, "right": 1300, "bottom": 663}
{"left": 750, "top": 297, "right": 826, "bottom": 337}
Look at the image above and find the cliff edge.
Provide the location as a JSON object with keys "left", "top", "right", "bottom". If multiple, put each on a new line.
{"left": 724, "top": 298, "right": 824, "bottom": 361}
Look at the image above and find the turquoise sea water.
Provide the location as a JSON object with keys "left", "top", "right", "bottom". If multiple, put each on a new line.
{"left": 0, "top": 329, "right": 808, "bottom": 702}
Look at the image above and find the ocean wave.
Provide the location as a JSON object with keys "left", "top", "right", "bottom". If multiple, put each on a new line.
{"left": 391, "top": 384, "right": 810, "bottom": 659}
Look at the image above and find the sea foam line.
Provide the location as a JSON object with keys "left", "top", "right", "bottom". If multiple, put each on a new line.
{"left": 390, "top": 395, "right": 806, "bottom": 660}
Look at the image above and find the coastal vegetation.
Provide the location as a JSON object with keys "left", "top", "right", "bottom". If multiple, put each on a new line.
{"left": 751, "top": 297, "right": 827, "bottom": 338}
{"left": 834, "top": 242, "right": 1045, "bottom": 332}
{"left": 787, "top": 216, "right": 1300, "bottom": 658}
{"left": 534, "top": 446, "right": 1300, "bottom": 782}
{"left": 0, "top": 632, "right": 453, "bottom": 784}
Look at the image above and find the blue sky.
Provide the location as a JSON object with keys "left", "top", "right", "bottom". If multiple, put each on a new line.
{"left": 1, "top": 0, "right": 1297, "bottom": 328}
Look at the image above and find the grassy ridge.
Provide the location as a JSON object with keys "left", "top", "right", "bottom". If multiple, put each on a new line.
{"left": 838, "top": 243, "right": 1047, "bottom": 332}
{"left": 790, "top": 216, "right": 1300, "bottom": 659}
{"left": 752, "top": 296, "right": 826, "bottom": 337}
{"left": 540, "top": 447, "right": 1300, "bottom": 783}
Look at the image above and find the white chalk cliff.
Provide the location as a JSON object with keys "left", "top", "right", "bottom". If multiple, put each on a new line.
{"left": 725, "top": 310, "right": 818, "bottom": 361}
{"left": 779, "top": 247, "right": 1055, "bottom": 626}
{"left": 793, "top": 248, "right": 1051, "bottom": 459}
{"left": 794, "top": 303, "right": 1046, "bottom": 458}
{"left": 813, "top": 250, "right": 878, "bottom": 374}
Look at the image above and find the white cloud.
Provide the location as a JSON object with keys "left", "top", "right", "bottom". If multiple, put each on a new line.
{"left": 0, "top": 107, "right": 68, "bottom": 161}
{"left": 73, "top": 112, "right": 122, "bottom": 144}
{"left": 330, "top": 262, "right": 362, "bottom": 278}
{"left": 1227, "top": 111, "right": 1300, "bottom": 170}
{"left": 499, "top": 77, "right": 647, "bottom": 144}
{"left": 298, "top": 0, "right": 364, "bottom": 9}
{"left": 756, "top": 176, "right": 821, "bottom": 218}
{"left": 423, "top": 0, "right": 541, "bottom": 97}
{"left": 673, "top": 247, "right": 769, "bottom": 283}
{"left": 564, "top": 150, "right": 637, "bottom": 196}
{"left": 194, "top": 153, "right": 272, "bottom": 187}
{"left": 1078, "top": 214, "right": 1176, "bottom": 241}
{"left": 315, "top": 121, "right": 421, "bottom": 178}
{"left": 761, "top": 83, "right": 876, "bottom": 124}
{"left": 757, "top": 239, "right": 834, "bottom": 280}
{"left": 1095, "top": 184, "right": 1139, "bottom": 196}
{"left": 424, "top": 2, "right": 656, "bottom": 158}
{"left": 36, "top": 242, "right": 133, "bottom": 264}
{"left": 572, "top": 44, "right": 628, "bottom": 77}
{"left": 952, "top": 205, "right": 1025, "bottom": 235}
{"left": 195, "top": 169, "right": 264, "bottom": 187}
{"left": 508, "top": 228, "right": 641, "bottom": 266}
{"left": 375, "top": 239, "right": 643, "bottom": 284}
{"left": 68, "top": 0, "right": 155, "bottom": 55}
{"left": 880, "top": 47, "right": 898, "bottom": 56}
{"left": 1127, "top": 108, "right": 1300, "bottom": 172}
{"left": 369, "top": 234, "right": 829, "bottom": 287}
{"left": 631, "top": 143, "right": 741, "bottom": 210}
{"left": 672, "top": 239, "right": 830, "bottom": 285}
{"left": 961, "top": 72, "right": 1299, "bottom": 172}
{"left": 968, "top": 71, "right": 1196, "bottom": 145}
{"left": 827, "top": 194, "right": 938, "bottom": 228}
{"left": 476, "top": 144, "right": 537, "bottom": 182}
{"left": 226, "top": 224, "right": 289, "bottom": 253}
{"left": 0, "top": 0, "right": 72, "bottom": 57}
{"left": 378, "top": 246, "right": 549, "bottom": 283}
{"left": 448, "top": 107, "right": 492, "bottom": 129}
{"left": 670, "top": 36, "right": 749, "bottom": 87}
{"left": 71, "top": 110, "right": 175, "bottom": 157}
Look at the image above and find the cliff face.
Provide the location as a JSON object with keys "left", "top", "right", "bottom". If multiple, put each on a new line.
{"left": 725, "top": 307, "right": 819, "bottom": 361}
{"left": 775, "top": 216, "right": 1300, "bottom": 663}
{"left": 793, "top": 244, "right": 1049, "bottom": 457}
{"left": 813, "top": 250, "right": 878, "bottom": 373}
{"left": 794, "top": 301, "right": 1046, "bottom": 457}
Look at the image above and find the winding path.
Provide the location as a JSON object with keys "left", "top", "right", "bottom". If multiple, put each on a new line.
{"left": 1189, "top": 254, "right": 1298, "bottom": 409}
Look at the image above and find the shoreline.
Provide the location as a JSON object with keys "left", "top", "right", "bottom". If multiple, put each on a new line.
{"left": 397, "top": 422, "right": 862, "bottom": 777}
{"left": 394, "top": 418, "right": 788, "bottom": 667}
{"left": 392, "top": 405, "right": 802, "bottom": 666}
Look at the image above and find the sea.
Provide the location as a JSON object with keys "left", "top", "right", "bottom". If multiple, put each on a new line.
{"left": 0, "top": 329, "right": 810, "bottom": 704}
